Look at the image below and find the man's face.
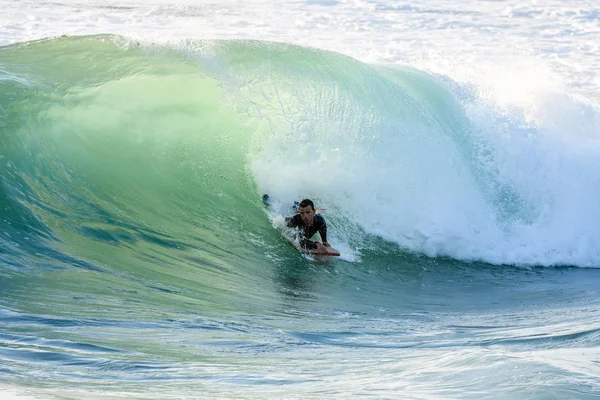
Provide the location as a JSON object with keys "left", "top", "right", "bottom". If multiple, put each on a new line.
{"left": 299, "top": 205, "right": 315, "bottom": 225}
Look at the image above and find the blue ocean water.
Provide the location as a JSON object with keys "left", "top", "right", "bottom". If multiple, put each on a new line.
{"left": 1, "top": 2, "right": 600, "bottom": 399}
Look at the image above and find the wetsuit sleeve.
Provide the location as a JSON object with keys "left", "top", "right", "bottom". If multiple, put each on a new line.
{"left": 286, "top": 214, "right": 300, "bottom": 228}
{"left": 317, "top": 216, "right": 327, "bottom": 243}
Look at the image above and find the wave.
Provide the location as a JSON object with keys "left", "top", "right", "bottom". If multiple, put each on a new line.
{"left": 1, "top": 34, "right": 600, "bottom": 270}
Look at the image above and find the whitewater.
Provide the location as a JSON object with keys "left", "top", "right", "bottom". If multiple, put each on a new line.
{"left": 1, "top": 1, "right": 600, "bottom": 399}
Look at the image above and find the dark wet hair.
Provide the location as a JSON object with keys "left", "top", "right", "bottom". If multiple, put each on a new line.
{"left": 299, "top": 199, "right": 315, "bottom": 210}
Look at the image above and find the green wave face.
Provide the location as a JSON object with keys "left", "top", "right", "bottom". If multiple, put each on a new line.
{"left": 1, "top": 36, "right": 282, "bottom": 316}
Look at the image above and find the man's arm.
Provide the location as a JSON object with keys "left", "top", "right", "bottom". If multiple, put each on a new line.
{"left": 317, "top": 216, "right": 329, "bottom": 247}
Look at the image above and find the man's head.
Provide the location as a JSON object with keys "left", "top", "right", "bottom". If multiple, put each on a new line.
{"left": 298, "top": 199, "right": 316, "bottom": 225}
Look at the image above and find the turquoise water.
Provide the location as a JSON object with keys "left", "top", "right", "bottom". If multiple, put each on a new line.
{"left": 1, "top": 35, "right": 600, "bottom": 399}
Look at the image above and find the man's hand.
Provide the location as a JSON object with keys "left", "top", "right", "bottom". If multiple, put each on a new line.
{"left": 322, "top": 242, "right": 330, "bottom": 248}
{"left": 315, "top": 242, "right": 327, "bottom": 252}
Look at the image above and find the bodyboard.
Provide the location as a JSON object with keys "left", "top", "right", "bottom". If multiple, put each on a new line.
{"left": 285, "top": 238, "right": 341, "bottom": 257}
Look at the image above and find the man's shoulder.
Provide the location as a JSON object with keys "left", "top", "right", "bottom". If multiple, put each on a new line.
{"left": 287, "top": 213, "right": 302, "bottom": 225}
{"left": 314, "top": 214, "right": 326, "bottom": 224}
{"left": 291, "top": 213, "right": 303, "bottom": 221}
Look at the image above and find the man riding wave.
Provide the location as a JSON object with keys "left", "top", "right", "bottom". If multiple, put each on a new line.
{"left": 285, "top": 199, "right": 330, "bottom": 252}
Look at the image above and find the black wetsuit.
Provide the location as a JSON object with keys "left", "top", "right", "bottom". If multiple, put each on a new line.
{"left": 285, "top": 214, "right": 327, "bottom": 250}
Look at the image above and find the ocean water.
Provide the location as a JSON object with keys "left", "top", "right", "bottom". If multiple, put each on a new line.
{"left": 1, "top": 1, "right": 600, "bottom": 399}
